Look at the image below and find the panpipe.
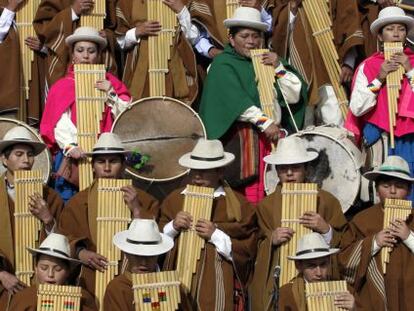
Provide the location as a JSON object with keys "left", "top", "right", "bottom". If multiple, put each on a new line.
{"left": 305, "top": 280, "right": 348, "bottom": 311}
{"left": 16, "top": 0, "right": 41, "bottom": 121}
{"left": 302, "top": 0, "right": 349, "bottom": 120}
{"left": 74, "top": 64, "right": 106, "bottom": 190}
{"left": 93, "top": 178, "right": 132, "bottom": 309}
{"left": 279, "top": 183, "right": 318, "bottom": 286}
{"left": 384, "top": 42, "right": 404, "bottom": 149}
{"left": 380, "top": 198, "right": 412, "bottom": 274}
{"left": 147, "top": 0, "right": 178, "bottom": 96}
{"left": 226, "top": 0, "right": 240, "bottom": 19}
{"left": 176, "top": 185, "right": 214, "bottom": 292}
{"left": 132, "top": 270, "right": 181, "bottom": 311}
{"left": 14, "top": 169, "right": 43, "bottom": 286}
{"left": 37, "top": 284, "right": 82, "bottom": 311}
{"left": 81, "top": 0, "right": 106, "bottom": 30}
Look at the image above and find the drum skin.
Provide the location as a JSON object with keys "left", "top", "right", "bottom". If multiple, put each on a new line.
{"left": 112, "top": 97, "right": 206, "bottom": 181}
{"left": 0, "top": 118, "right": 51, "bottom": 182}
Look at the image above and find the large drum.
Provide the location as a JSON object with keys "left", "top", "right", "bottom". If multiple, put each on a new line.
{"left": 0, "top": 118, "right": 51, "bottom": 182}
{"left": 264, "top": 125, "right": 363, "bottom": 213}
{"left": 112, "top": 97, "right": 206, "bottom": 181}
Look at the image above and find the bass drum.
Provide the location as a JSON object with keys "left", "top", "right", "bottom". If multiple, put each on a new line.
{"left": 112, "top": 97, "right": 206, "bottom": 181}
{"left": 264, "top": 125, "right": 363, "bottom": 213}
{"left": 0, "top": 118, "right": 51, "bottom": 182}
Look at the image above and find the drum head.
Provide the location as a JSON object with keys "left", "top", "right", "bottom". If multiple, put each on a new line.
{"left": 112, "top": 97, "right": 206, "bottom": 181}
{"left": 0, "top": 118, "right": 51, "bottom": 183}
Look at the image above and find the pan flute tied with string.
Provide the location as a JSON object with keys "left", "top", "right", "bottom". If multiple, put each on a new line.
{"left": 305, "top": 280, "right": 348, "bottom": 311}
{"left": 226, "top": 0, "right": 240, "bottom": 19}
{"left": 302, "top": 0, "right": 349, "bottom": 120}
{"left": 176, "top": 185, "right": 214, "bottom": 293}
{"left": 37, "top": 284, "right": 82, "bottom": 311}
{"left": 380, "top": 198, "right": 412, "bottom": 274}
{"left": 280, "top": 183, "right": 318, "bottom": 286}
{"left": 384, "top": 42, "right": 405, "bottom": 149}
{"left": 92, "top": 178, "right": 132, "bottom": 309}
{"left": 14, "top": 169, "right": 44, "bottom": 286}
{"left": 80, "top": 0, "right": 106, "bottom": 30}
{"left": 74, "top": 64, "right": 106, "bottom": 190}
{"left": 132, "top": 270, "right": 181, "bottom": 311}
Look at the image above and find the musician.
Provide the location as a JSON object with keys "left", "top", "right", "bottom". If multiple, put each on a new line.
{"left": 199, "top": 7, "right": 307, "bottom": 204}
{"left": 268, "top": 0, "right": 364, "bottom": 126}
{"left": 9, "top": 233, "right": 97, "bottom": 310}
{"left": 339, "top": 156, "right": 414, "bottom": 311}
{"left": 345, "top": 6, "right": 414, "bottom": 201}
{"left": 40, "top": 26, "right": 131, "bottom": 202}
{"left": 249, "top": 136, "right": 347, "bottom": 310}
{"left": 159, "top": 139, "right": 258, "bottom": 310}
{"left": 58, "top": 133, "right": 159, "bottom": 297}
{"left": 279, "top": 233, "right": 355, "bottom": 311}
{"left": 0, "top": 126, "right": 64, "bottom": 311}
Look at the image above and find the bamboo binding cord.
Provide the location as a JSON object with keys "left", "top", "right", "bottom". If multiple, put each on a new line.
{"left": 80, "top": 0, "right": 105, "bottom": 30}
{"left": 384, "top": 42, "right": 404, "bottom": 149}
{"left": 380, "top": 198, "right": 412, "bottom": 274}
{"left": 132, "top": 270, "right": 181, "bottom": 311}
{"left": 74, "top": 64, "right": 106, "bottom": 190}
{"left": 302, "top": 0, "right": 349, "bottom": 120}
{"left": 93, "top": 178, "right": 132, "bottom": 309}
{"left": 14, "top": 169, "right": 43, "bottom": 286}
{"left": 305, "top": 280, "right": 348, "bottom": 311}
{"left": 176, "top": 185, "right": 214, "bottom": 293}
{"left": 37, "top": 284, "right": 82, "bottom": 311}
{"left": 279, "top": 183, "right": 318, "bottom": 286}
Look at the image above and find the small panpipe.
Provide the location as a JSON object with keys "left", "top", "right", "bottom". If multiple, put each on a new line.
{"left": 74, "top": 64, "right": 106, "bottom": 190}
{"left": 226, "top": 0, "right": 240, "bottom": 19}
{"left": 37, "top": 284, "right": 82, "bottom": 311}
{"left": 176, "top": 185, "right": 214, "bottom": 293}
{"left": 305, "top": 280, "right": 348, "bottom": 311}
{"left": 380, "top": 198, "right": 412, "bottom": 274}
{"left": 81, "top": 1, "right": 106, "bottom": 30}
{"left": 132, "top": 270, "right": 181, "bottom": 311}
{"left": 14, "top": 169, "right": 43, "bottom": 286}
{"left": 279, "top": 183, "right": 318, "bottom": 286}
{"left": 384, "top": 42, "right": 404, "bottom": 149}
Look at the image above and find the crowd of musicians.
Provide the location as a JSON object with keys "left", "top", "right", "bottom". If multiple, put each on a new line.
{"left": 2, "top": 0, "right": 414, "bottom": 310}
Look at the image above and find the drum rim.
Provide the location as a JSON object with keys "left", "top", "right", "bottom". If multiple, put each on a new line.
{"left": 111, "top": 96, "right": 207, "bottom": 182}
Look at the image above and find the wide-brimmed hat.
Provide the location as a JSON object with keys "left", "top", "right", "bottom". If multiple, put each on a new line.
{"left": 0, "top": 126, "right": 46, "bottom": 156}
{"left": 27, "top": 233, "right": 81, "bottom": 265}
{"left": 263, "top": 136, "right": 318, "bottom": 165}
{"left": 113, "top": 219, "right": 174, "bottom": 256}
{"left": 178, "top": 139, "right": 235, "bottom": 170}
{"left": 288, "top": 233, "right": 339, "bottom": 261}
{"left": 65, "top": 26, "right": 107, "bottom": 50}
{"left": 364, "top": 155, "right": 414, "bottom": 183}
{"left": 224, "top": 7, "right": 268, "bottom": 32}
{"left": 86, "top": 133, "right": 129, "bottom": 156}
{"left": 370, "top": 6, "right": 414, "bottom": 35}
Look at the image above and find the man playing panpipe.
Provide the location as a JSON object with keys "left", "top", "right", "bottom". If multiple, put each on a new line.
{"left": 345, "top": 6, "right": 414, "bottom": 202}
{"left": 199, "top": 7, "right": 307, "bottom": 204}
{"left": 339, "top": 156, "right": 414, "bottom": 311}
{"left": 159, "top": 139, "right": 257, "bottom": 310}
{"left": 40, "top": 27, "right": 131, "bottom": 202}
{"left": 279, "top": 233, "right": 355, "bottom": 311}
{"left": 58, "top": 133, "right": 159, "bottom": 298}
{"left": 9, "top": 233, "right": 97, "bottom": 310}
{"left": 0, "top": 126, "right": 64, "bottom": 311}
{"left": 249, "top": 136, "right": 347, "bottom": 310}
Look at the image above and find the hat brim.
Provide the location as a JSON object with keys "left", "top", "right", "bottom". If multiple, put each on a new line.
{"left": 287, "top": 248, "right": 339, "bottom": 261}
{"left": 27, "top": 247, "right": 81, "bottom": 266}
{"left": 0, "top": 140, "right": 46, "bottom": 156}
{"left": 65, "top": 34, "right": 107, "bottom": 50}
{"left": 370, "top": 16, "right": 414, "bottom": 35}
{"left": 85, "top": 150, "right": 130, "bottom": 156}
{"left": 223, "top": 19, "right": 268, "bottom": 32}
{"left": 363, "top": 170, "right": 414, "bottom": 183}
{"left": 113, "top": 231, "right": 174, "bottom": 256}
{"left": 178, "top": 152, "right": 235, "bottom": 170}
{"left": 263, "top": 151, "right": 319, "bottom": 166}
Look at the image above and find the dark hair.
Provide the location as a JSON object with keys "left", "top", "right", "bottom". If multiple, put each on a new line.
{"left": 379, "top": 23, "right": 407, "bottom": 35}
{"left": 91, "top": 153, "right": 125, "bottom": 164}
{"left": 375, "top": 175, "right": 411, "bottom": 189}
{"left": 228, "top": 26, "right": 261, "bottom": 37}
{"left": 35, "top": 254, "right": 71, "bottom": 270}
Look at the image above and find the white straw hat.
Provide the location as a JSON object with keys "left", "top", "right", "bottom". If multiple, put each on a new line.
{"left": 224, "top": 7, "right": 268, "bottom": 32}
{"left": 86, "top": 133, "right": 129, "bottom": 156}
{"left": 113, "top": 219, "right": 174, "bottom": 256}
{"left": 364, "top": 155, "right": 414, "bottom": 183}
{"left": 178, "top": 139, "right": 235, "bottom": 170}
{"left": 288, "top": 233, "right": 339, "bottom": 261}
{"left": 65, "top": 26, "right": 107, "bottom": 50}
{"left": 370, "top": 6, "right": 414, "bottom": 35}
{"left": 0, "top": 126, "right": 46, "bottom": 156}
{"left": 263, "top": 136, "right": 318, "bottom": 165}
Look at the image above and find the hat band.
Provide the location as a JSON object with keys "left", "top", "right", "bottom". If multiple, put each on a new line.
{"left": 39, "top": 247, "right": 70, "bottom": 258}
{"left": 190, "top": 155, "right": 224, "bottom": 162}
{"left": 295, "top": 248, "right": 330, "bottom": 256}
{"left": 380, "top": 166, "right": 411, "bottom": 176}
{"left": 93, "top": 147, "right": 125, "bottom": 152}
{"left": 126, "top": 238, "right": 161, "bottom": 245}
